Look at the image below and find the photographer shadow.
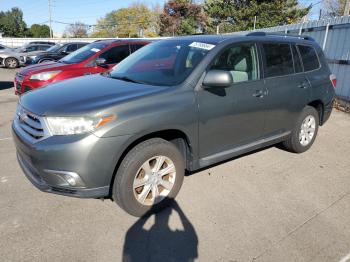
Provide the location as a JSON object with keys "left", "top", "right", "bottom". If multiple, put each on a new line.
{"left": 122, "top": 200, "right": 198, "bottom": 262}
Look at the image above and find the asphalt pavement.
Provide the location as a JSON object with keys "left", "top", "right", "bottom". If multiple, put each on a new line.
{"left": 1, "top": 68, "right": 350, "bottom": 262}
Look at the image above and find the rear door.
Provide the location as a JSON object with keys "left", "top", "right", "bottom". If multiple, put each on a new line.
{"left": 261, "top": 42, "right": 310, "bottom": 136}
{"left": 198, "top": 42, "right": 267, "bottom": 159}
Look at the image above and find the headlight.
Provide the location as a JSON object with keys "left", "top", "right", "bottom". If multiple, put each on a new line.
{"left": 30, "top": 70, "right": 61, "bottom": 81}
{"left": 45, "top": 115, "right": 115, "bottom": 135}
{"left": 29, "top": 55, "right": 37, "bottom": 59}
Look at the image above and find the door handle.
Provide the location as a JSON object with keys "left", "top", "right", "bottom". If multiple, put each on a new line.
{"left": 298, "top": 82, "right": 309, "bottom": 89}
{"left": 252, "top": 90, "right": 264, "bottom": 98}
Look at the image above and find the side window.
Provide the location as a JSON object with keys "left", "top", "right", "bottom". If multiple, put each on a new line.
{"left": 298, "top": 45, "right": 320, "bottom": 71}
{"left": 292, "top": 45, "right": 303, "bottom": 73}
{"left": 210, "top": 43, "right": 259, "bottom": 83}
{"left": 26, "top": 46, "right": 37, "bottom": 52}
{"left": 77, "top": 43, "right": 86, "bottom": 49}
{"left": 66, "top": 44, "right": 78, "bottom": 53}
{"left": 39, "top": 45, "right": 50, "bottom": 51}
{"left": 131, "top": 44, "right": 145, "bottom": 53}
{"left": 0, "top": 46, "right": 4, "bottom": 50}
{"left": 263, "top": 43, "right": 294, "bottom": 77}
{"left": 99, "top": 45, "right": 130, "bottom": 64}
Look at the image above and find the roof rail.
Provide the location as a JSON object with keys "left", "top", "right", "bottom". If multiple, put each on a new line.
{"left": 246, "top": 31, "right": 315, "bottom": 42}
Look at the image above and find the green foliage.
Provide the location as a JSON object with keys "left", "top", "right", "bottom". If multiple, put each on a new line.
{"left": 0, "top": 7, "right": 27, "bottom": 37}
{"left": 29, "top": 24, "right": 50, "bottom": 37}
{"left": 204, "top": 0, "right": 311, "bottom": 33}
{"left": 91, "top": 3, "right": 160, "bottom": 38}
{"left": 159, "top": 0, "right": 208, "bottom": 36}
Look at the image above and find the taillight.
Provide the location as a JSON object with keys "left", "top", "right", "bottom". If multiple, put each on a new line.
{"left": 330, "top": 74, "right": 337, "bottom": 88}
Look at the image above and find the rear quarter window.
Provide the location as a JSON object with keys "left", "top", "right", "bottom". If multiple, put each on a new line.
{"left": 262, "top": 43, "right": 294, "bottom": 78}
{"left": 297, "top": 45, "right": 320, "bottom": 71}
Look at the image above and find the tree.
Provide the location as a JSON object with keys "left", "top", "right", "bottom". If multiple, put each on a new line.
{"left": 0, "top": 7, "right": 27, "bottom": 37}
{"left": 159, "top": 0, "right": 208, "bottom": 36}
{"left": 29, "top": 24, "right": 50, "bottom": 37}
{"left": 204, "top": 0, "right": 311, "bottom": 33}
{"left": 322, "top": 0, "right": 347, "bottom": 17}
{"left": 64, "top": 22, "right": 88, "bottom": 38}
{"left": 91, "top": 3, "right": 160, "bottom": 38}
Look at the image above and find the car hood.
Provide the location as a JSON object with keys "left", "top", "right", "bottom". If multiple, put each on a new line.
{"left": 20, "top": 74, "right": 166, "bottom": 115}
{"left": 19, "top": 61, "right": 69, "bottom": 76}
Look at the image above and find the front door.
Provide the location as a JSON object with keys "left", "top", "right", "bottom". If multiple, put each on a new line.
{"left": 197, "top": 43, "right": 266, "bottom": 160}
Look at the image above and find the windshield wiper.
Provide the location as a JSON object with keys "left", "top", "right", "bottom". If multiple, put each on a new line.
{"left": 109, "top": 75, "right": 144, "bottom": 84}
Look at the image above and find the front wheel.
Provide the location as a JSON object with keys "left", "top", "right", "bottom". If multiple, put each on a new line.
{"left": 283, "top": 106, "right": 319, "bottom": 153}
{"left": 5, "top": 57, "right": 19, "bottom": 69}
{"left": 113, "top": 138, "right": 185, "bottom": 217}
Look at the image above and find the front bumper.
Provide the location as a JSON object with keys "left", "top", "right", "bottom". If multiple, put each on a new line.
{"left": 12, "top": 123, "right": 131, "bottom": 198}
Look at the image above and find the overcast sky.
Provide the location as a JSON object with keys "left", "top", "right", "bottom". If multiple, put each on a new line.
{"left": 0, "top": 0, "right": 320, "bottom": 35}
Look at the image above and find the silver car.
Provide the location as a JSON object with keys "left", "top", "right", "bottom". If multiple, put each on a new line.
{"left": 0, "top": 44, "right": 52, "bottom": 68}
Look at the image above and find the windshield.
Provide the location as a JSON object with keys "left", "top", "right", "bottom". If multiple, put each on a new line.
{"left": 60, "top": 42, "right": 107, "bottom": 64}
{"left": 47, "top": 43, "right": 63, "bottom": 52}
{"left": 109, "top": 40, "right": 214, "bottom": 86}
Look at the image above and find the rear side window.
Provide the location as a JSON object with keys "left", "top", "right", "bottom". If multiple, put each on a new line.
{"left": 292, "top": 45, "right": 303, "bottom": 73}
{"left": 263, "top": 43, "right": 294, "bottom": 77}
{"left": 131, "top": 44, "right": 145, "bottom": 53}
{"left": 99, "top": 45, "right": 130, "bottom": 64}
{"left": 298, "top": 45, "right": 320, "bottom": 71}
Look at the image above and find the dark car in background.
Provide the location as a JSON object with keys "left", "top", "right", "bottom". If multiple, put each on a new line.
{"left": 24, "top": 42, "right": 88, "bottom": 65}
{"left": 14, "top": 39, "right": 150, "bottom": 94}
{"left": 12, "top": 33, "right": 335, "bottom": 216}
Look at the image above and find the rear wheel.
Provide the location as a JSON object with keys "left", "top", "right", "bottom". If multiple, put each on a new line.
{"left": 5, "top": 57, "right": 19, "bottom": 69}
{"left": 113, "top": 138, "right": 185, "bottom": 217}
{"left": 283, "top": 106, "right": 319, "bottom": 153}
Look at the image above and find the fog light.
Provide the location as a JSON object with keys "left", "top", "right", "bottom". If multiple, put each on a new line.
{"left": 44, "top": 169, "right": 85, "bottom": 188}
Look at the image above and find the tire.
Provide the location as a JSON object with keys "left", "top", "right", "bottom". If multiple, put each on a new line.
{"left": 283, "top": 106, "right": 319, "bottom": 153}
{"left": 38, "top": 59, "right": 53, "bottom": 63}
{"left": 113, "top": 138, "right": 185, "bottom": 217}
{"left": 5, "top": 57, "right": 19, "bottom": 69}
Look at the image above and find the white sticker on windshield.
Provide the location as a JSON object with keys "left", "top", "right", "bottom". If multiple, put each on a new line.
{"left": 91, "top": 48, "right": 101, "bottom": 53}
{"left": 189, "top": 42, "right": 215, "bottom": 50}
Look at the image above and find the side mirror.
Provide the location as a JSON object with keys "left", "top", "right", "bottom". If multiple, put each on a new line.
{"left": 202, "top": 70, "right": 233, "bottom": 88}
{"left": 95, "top": 57, "right": 107, "bottom": 67}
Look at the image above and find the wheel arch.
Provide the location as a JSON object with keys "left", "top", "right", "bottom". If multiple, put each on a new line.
{"left": 307, "top": 100, "right": 325, "bottom": 125}
{"left": 108, "top": 129, "right": 194, "bottom": 197}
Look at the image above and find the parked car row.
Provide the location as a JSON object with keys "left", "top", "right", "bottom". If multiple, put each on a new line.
{"left": 12, "top": 33, "right": 336, "bottom": 216}
{"left": 0, "top": 41, "right": 88, "bottom": 69}
{"left": 14, "top": 39, "right": 149, "bottom": 94}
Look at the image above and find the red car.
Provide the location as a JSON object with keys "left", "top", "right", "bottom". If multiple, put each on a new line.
{"left": 14, "top": 39, "right": 150, "bottom": 95}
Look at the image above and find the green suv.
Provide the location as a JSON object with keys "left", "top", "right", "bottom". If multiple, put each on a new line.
{"left": 13, "top": 33, "right": 335, "bottom": 216}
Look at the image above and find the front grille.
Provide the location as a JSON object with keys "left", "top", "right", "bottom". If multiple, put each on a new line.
{"left": 14, "top": 105, "right": 49, "bottom": 143}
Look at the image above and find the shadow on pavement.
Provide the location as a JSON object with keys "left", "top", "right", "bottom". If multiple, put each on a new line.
{"left": 0, "top": 81, "right": 13, "bottom": 90}
{"left": 122, "top": 200, "right": 198, "bottom": 262}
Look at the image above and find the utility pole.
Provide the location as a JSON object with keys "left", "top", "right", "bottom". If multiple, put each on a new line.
{"left": 344, "top": 0, "right": 350, "bottom": 16}
{"left": 48, "top": 0, "right": 53, "bottom": 38}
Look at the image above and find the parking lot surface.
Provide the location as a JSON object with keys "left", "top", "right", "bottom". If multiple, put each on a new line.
{"left": 1, "top": 68, "right": 350, "bottom": 262}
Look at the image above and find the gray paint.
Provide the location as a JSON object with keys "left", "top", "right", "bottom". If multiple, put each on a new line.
{"left": 244, "top": 16, "right": 350, "bottom": 100}
{"left": 13, "top": 34, "right": 335, "bottom": 198}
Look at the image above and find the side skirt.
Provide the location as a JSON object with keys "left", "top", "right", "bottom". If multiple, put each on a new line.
{"left": 198, "top": 131, "right": 291, "bottom": 169}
